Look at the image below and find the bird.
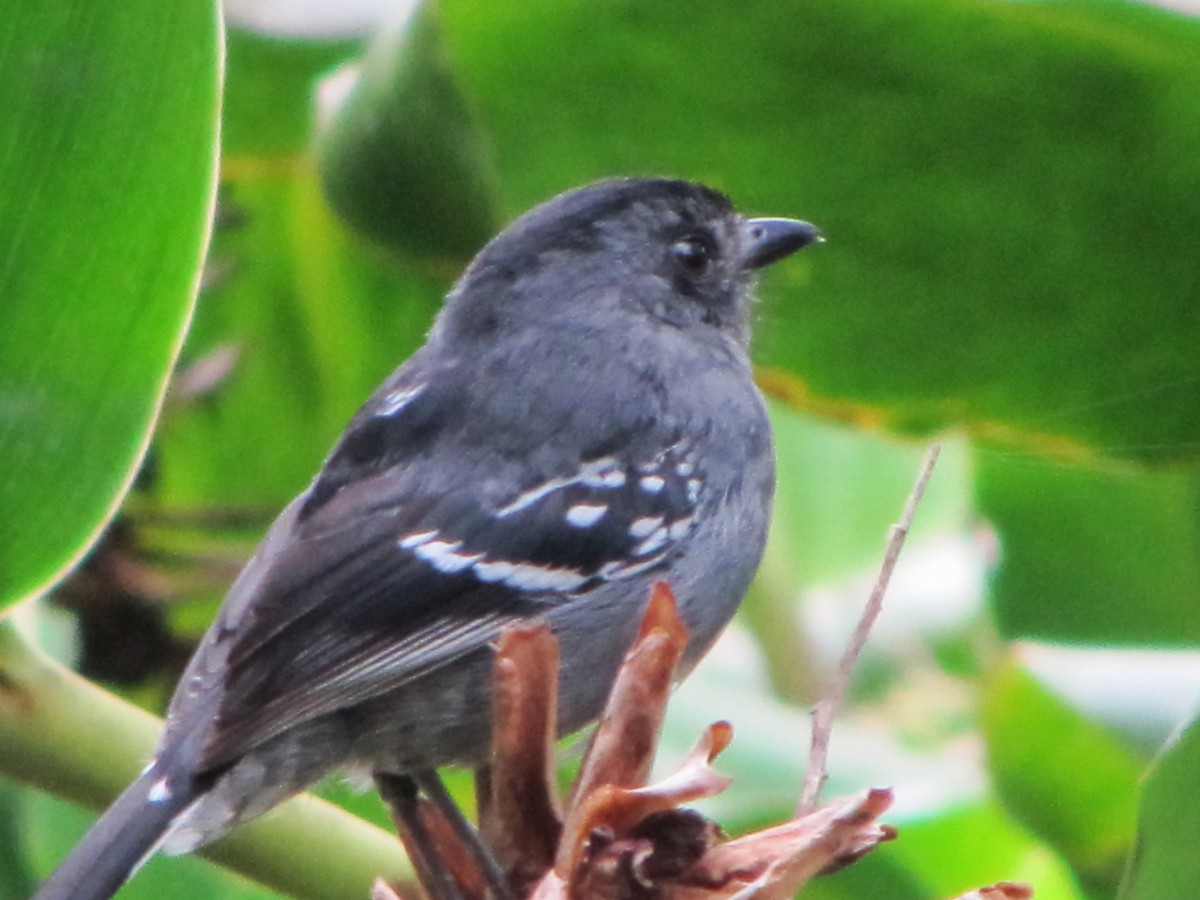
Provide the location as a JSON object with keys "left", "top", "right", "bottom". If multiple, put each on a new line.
{"left": 33, "top": 177, "right": 821, "bottom": 900}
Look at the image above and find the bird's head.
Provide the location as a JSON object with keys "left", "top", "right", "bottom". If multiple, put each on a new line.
{"left": 437, "top": 178, "right": 821, "bottom": 347}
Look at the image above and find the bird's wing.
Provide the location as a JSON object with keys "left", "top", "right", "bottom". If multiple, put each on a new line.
{"left": 180, "top": 360, "right": 706, "bottom": 770}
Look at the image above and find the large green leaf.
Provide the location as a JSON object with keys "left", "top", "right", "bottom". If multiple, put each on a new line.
{"left": 1119, "top": 715, "right": 1200, "bottom": 900}
{"left": 982, "top": 655, "right": 1143, "bottom": 895}
{"left": 977, "top": 452, "right": 1200, "bottom": 644}
{"left": 0, "top": 2, "right": 222, "bottom": 608}
{"left": 895, "top": 800, "right": 1084, "bottom": 900}
{"left": 437, "top": 0, "right": 1200, "bottom": 464}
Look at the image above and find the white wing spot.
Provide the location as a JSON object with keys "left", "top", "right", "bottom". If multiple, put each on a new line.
{"left": 399, "top": 529, "right": 438, "bottom": 549}
{"left": 499, "top": 457, "right": 626, "bottom": 517}
{"left": 474, "top": 559, "right": 588, "bottom": 591}
{"left": 565, "top": 502, "right": 607, "bottom": 528}
{"left": 579, "top": 457, "right": 626, "bottom": 489}
{"left": 639, "top": 475, "right": 666, "bottom": 494}
{"left": 629, "top": 516, "right": 664, "bottom": 539}
{"left": 414, "top": 539, "right": 485, "bottom": 574}
{"left": 676, "top": 459, "right": 695, "bottom": 476}
{"left": 498, "top": 476, "right": 571, "bottom": 516}
{"left": 686, "top": 478, "right": 703, "bottom": 503}
{"left": 148, "top": 777, "right": 172, "bottom": 803}
{"left": 376, "top": 383, "right": 427, "bottom": 416}
{"left": 600, "top": 554, "right": 668, "bottom": 581}
{"left": 635, "top": 526, "right": 670, "bottom": 556}
{"left": 669, "top": 517, "right": 693, "bottom": 541}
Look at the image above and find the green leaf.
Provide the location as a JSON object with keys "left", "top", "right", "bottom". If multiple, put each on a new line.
{"left": 0, "top": 778, "right": 34, "bottom": 900}
{"left": 1119, "top": 716, "right": 1200, "bottom": 900}
{"left": 791, "top": 855, "right": 928, "bottom": 900}
{"left": 982, "top": 655, "right": 1143, "bottom": 894}
{"left": 438, "top": 0, "right": 1200, "bottom": 463}
{"left": 157, "top": 170, "right": 447, "bottom": 510}
{"left": 977, "top": 452, "right": 1200, "bottom": 644}
{"left": 316, "top": 1, "right": 499, "bottom": 260}
{"left": 895, "top": 800, "right": 1084, "bottom": 900}
{"left": 0, "top": 1, "right": 222, "bottom": 608}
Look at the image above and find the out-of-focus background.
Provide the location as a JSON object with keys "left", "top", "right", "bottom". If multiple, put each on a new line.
{"left": 2, "top": 1, "right": 1199, "bottom": 897}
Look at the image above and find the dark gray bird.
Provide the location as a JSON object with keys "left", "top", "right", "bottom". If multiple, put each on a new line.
{"left": 34, "top": 177, "right": 820, "bottom": 900}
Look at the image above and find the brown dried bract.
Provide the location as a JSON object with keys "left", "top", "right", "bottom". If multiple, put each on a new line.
{"left": 566, "top": 582, "right": 690, "bottom": 810}
{"left": 480, "top": 623, "right": 564, "bottom": 894}
{"left": 662, "top": 788, "right": 896, "bottom": 899}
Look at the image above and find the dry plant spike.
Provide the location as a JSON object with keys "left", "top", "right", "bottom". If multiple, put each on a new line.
{"left": 566, "top": 581, "right": 688, "bottom": 809}
{"left": 482, "top": 623, "right": 563, "bottom": 892}
{"left": 670, "top": 787, "right": 894, "bottom": 900}
{"left": 667, "top": 720, "right": 729, "bottom": 782}
{"left": 951, "top": 883, "right": 1034, "bottom": 900}
{"left": 799, "top": 444, "right": 942, "bottom": 814}
{"left": 557, "top": 581, "right": 689, "bottom": 878}
{"left": 566, "top": 721, "right": 735, "bottom": 859}
{"left": 619, "top": 720, "right": 734, "bottom": 816}
{"left": 636, "top": 579, "right": 693, "bottom": 644}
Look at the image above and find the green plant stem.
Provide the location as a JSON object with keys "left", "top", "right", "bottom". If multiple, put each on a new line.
{"left": 0, "top": 614, "right": 413, "bottom": 899}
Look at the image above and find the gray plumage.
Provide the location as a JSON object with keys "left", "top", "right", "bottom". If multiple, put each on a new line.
{"left": 34, "top": 177, "right": 820, "bottom": 900}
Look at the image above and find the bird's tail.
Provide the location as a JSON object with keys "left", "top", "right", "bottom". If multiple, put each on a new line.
{"left": 32, "top": 766, "right": 196, "bottom": 900}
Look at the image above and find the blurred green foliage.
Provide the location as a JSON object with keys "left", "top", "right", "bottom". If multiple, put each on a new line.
{"left": 2, "top": 0, "right": 1199, "bottom": 897}
{"left": 0, "top": 1, "right": 220, "bottom": 606}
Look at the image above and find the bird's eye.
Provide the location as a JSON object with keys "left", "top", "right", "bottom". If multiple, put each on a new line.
{"left": 671, "top": 234, "right": 715, "bottom": 278}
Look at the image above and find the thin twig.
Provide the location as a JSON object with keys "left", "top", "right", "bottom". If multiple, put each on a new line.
{"left": 798, "top": 444, "right": 942, "bottom": 814}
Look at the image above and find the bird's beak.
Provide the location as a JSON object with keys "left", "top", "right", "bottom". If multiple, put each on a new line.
{"left": 742, "top": 217, "right": 824, "bottom": 270}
